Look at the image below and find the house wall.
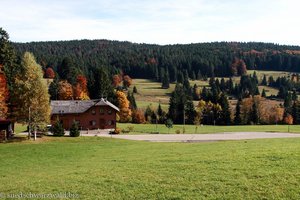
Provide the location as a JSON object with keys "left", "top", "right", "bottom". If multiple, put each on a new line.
{"left": 51, "top": 105, "right": 117, "bottom": 130}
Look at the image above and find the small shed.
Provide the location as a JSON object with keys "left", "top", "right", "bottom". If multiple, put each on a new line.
{"left": 0, "top": 119, "right": 14, "bottom": 141}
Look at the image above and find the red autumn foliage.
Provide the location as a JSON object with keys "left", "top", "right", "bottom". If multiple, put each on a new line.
{"left": 231, "top": 58, "right": 247, "bottom": 76}
{"left": 132, "top": 109, "right": 146, "bottom": 124}
{"left": 76, "top": 75, "right": 88, "bottom": 92}
{"left": 73, "top": 75, "right": 89, "bottom": 100}
{"left": 123, "top": 75, "right": 132, "bottom": 88}
{"left": 44, "top": 67, "right": 55, "bottom": 79}
{"left": 147, "top": 58, "right": 157, "bottom": 65}
{"left": 284, "top": 114, "right": 293, "bottom": 125}
{"left": 0, "top": 65, "right": 9, "bottom": 118}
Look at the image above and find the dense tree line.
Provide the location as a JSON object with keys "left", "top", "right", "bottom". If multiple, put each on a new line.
{"left": 13, "top": 40, "right": 300, "bottom": 84}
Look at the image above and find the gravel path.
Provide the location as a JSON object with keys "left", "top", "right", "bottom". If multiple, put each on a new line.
{"left": 93, "top": 132, "right": 300, "bottom": 142}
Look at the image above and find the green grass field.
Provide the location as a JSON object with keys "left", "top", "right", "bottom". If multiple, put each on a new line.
{"left": 14, "top": 123, "right": 27, "bottom": 134}
{"left": 1, "top": 137, "right": 300, "bottom": 199}
{"left": 117, "top": 123, "right": 300, "bottom": 134}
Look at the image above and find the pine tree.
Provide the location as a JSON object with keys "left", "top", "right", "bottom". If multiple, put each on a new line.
{"left": 58, "top": 57, "right": 80, "bottom": 85}
{"left": 157, "top": 103, "right": 163, "bottom": 117}
{"left": 234, "top": 99, "right": 242, "bottom": 125}
{"left": 133, "top": 86, "right": 138, "bottom": 93}
{"left": 292, "top": 101, "right": 300, "bottom": 124}
{"left": 177, "top": 71, "right": 184, "bottom": 84}
{"left": 261, "top": 74, "right": 267, "bottom": 85}
{"left": 253, "top": 71, "right": 258, "bottom": 84}
{"left": 49, "top": 76, "right": 59, "bottom": 100}
{"left": 127, "top": 92, "right": 137, "bottom": 110}
{"left": 219, "top": 93, "right": 231, "bottom": 125}
{"left": 261, "top": 88, "right": 267, "bottom": 98}
{"left": 228, "top": 78, "right": 234, "bottom": 93}
{"left": 69, "top": 120, "right": 80, "bottom": 137}
{"left": 89, "top": 67, "right": 116, "bottom": 104}
{"left": 191, "top": 71, "right": 196, "bottom": 80}
{"left": 278, "top": 86, "right": 287, "bottom": 99}
{"left": 192, "top": 84, "right": 200, "bottom": 100}
{"left": 168, "top": 83, "right": 186, "bottom": 124}
{"left": 144, "top": 105, "right": 154, "bottom": 122}
{"left": 197, "top": 70, "right": 202, "bottom": 80}
{"left": 52, "top": 118, "right": 65, "bottom": 136}
{"left": 220, "top": 78, "right": 226, "bottom": 92}
{"left": 185, "top": 99, "right": 196, "bottom": 124}
{"left": 292, "top": 90, "right": 297, "bottom": 102}
{"left": 183, "top": 70, "right": 191, "bottom": 95}
{"left": 161, "top": 69, "right": 170, "bottom": 89}
{"left": 268, "top": 76, "right": 275, "bottom": 86}
{"left": 250, "top": 102, "right": 259, "bottom": 124}
{"left": 284, "top": 93, "right": 292, "bottom": 109}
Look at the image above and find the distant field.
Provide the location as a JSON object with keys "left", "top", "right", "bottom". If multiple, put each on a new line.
{"left": 1, "top": 137, "right": 300, "bottom": 199}
{"left": 129, "top": 79, "right": 174, "bottom": 110}
{"left": 118, "top": 123, "right": 300, "bottom": 134}
{"left": 247, "top": 70, "right": 292, "bottom": 81}
{"left": 258, "top": 86, "right": 279, "bottom": 96}
{"left": 130, "top": 70, "right": 290, "bottom": 110}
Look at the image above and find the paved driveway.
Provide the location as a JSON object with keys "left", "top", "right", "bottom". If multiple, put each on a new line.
{"left": 96, "top": 132, "right": 300, "bottom": 142}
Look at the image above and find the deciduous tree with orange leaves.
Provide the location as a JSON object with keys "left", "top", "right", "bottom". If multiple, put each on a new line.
{"left": 116, "top": 90, "right": 132, "bottom": 122}
{"left": 73, "top": 75, "right": 89, "bottom": 100}
{"left": 284, "top": 114, "right": 293, "bottom": 125}
{"left": 112, "top": 74, "right": 121, "bottom": 87}
{"left": 123, "top": 75, "right": 132, "bottom": 88}
{"left": 132, "top": 109, "right": 145, "bottom": 124}
{"left": 58, "top": 80, "right": 73, "bottom": 100}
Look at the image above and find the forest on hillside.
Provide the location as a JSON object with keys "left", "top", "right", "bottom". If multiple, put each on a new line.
{"left": 3, "top": 26, "right": 300, "bottom": 126}
{"left": 13, "top": 40, "right": 300, "bottom": 82}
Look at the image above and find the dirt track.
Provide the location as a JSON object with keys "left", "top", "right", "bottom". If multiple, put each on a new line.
{"left": 94, "top": 132, "right": 300, "bottom": 142}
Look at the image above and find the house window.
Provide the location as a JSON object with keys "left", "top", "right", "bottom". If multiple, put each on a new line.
{"left": 89, "top": 120, "right": 96, "bottom": 126}
{"left": 91, "top": 109, "right": 96, "bottom": 115}
{"left": 100, "top": 108, "right": 104, "bottom": 115}
{"left": 108, "top": 109, "right": 112, "bottom": 115}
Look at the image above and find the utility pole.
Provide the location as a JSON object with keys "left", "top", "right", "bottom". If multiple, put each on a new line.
{"left": 183, "top": 104, "right": 185, "bottom": 134}
{"left": 28, "top": 107, "right": 31, "bottom": 140}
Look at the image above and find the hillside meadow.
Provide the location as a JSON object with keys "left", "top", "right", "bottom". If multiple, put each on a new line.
{"left": 129, "top": 70, "right": 288, "bottom": 111}
{"left": 0, "top": 136, "right": 300, "bottom": 199}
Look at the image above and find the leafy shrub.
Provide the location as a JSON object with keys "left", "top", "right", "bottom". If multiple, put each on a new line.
{"left": 175, "top": 129, "right": 181, "bottom": 134}
{"left": 69, "top": 121, "right": 80, "bottom": 137}
{"left": 110, "top": 128, "right": 121, "bottom": 134}
{"left": 127, "top": 126, "right": 134, "bottom": 132}
{"left": 52, "top": 119, "right": 65, "bottom": 137}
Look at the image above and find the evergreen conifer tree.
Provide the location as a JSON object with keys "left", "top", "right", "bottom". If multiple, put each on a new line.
{"left": 234, "top": 99, "right": 242, "bottom": 125}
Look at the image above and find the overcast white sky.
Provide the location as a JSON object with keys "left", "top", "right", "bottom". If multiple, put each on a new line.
{"left": 1, "top": 0, "right": 300, "bottom": 45}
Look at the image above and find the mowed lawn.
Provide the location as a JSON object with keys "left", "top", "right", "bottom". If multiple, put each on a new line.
{"left": 1, "top": 137, "right": 300, "bottom": 199}
{"left": 118, "top": 123, "right": 300, "bottom": 134}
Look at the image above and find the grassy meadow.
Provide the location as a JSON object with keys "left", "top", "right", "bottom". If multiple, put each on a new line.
{"left": 118, "top": 123, "right": 300, "bottom": 134}
{"left": 129, "top": 70, "right": 290, "bottom": 111}
{"left": 1, "top": 136, "right": 300, "bottom": 199}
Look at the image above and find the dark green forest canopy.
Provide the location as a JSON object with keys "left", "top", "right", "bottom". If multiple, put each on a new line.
{"left": 13, "top": 40, "right": 300, "bottom": 80}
